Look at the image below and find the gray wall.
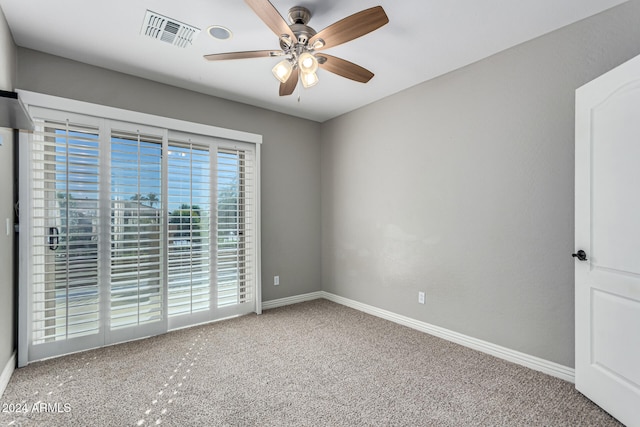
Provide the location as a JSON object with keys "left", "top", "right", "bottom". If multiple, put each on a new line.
{"left": 16, "top": 48, "right": 322, "bottom": 303}
{"left": 320, "top": 0, "right": 640, "bottom": 367}
{"left": 0, "top": 6, "right": 16, "bottom": 376}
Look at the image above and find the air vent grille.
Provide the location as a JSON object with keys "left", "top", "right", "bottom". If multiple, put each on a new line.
{"left": 141, "top": 10, "right": 200, "bottom": 48}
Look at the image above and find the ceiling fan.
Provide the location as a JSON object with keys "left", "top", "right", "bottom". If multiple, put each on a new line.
{"left": 204, "top": 0, "right": 389, "bottom": 96}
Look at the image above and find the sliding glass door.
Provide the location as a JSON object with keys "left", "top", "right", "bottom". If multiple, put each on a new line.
{"left": 107, "top": 123, "right": 166, "bottom": 343}
{"left": 20, "top": 107, "right": 259, "bottom": 364}
{"left": 166, "top": 134, "right": 214, "bottom": 328}
{"left": 216, "top": 148, "right": 256, "bottom": 310}
{"left": 27, "top": 113, "right": 103, "bottom": 361}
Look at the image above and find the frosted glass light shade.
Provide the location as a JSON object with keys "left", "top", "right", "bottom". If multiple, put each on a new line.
{"left": 272, "top": 60, "right": 293, "bottom": 83}
{"left": 301, "top": 71, "right": 319, "bottom": 88}
{"left": 298, "top": 52, "right": 318, "bottom": 74}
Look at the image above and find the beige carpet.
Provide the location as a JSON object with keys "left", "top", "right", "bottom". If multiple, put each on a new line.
{"left": 0, "top": 300, "right": 621, "bottom": 426}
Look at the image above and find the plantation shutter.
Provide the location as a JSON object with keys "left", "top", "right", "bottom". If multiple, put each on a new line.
{"left": 29, "top": 117, "right": 101, "bottom": 344}
{"left": 217, "top": 146, "right": 256, "bottom": 308}
{"left": 167, "top": 140, "right": 212, "bottom": 316}
{"left": 110, "top": 128, "right": 164, "bottom": 330}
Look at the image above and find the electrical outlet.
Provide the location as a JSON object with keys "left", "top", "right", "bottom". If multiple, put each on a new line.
{"left": 274, "top": 275, "right": 280, "bottom": 286}
{"left": 418, "top": 291, "right": 425, "bottom": 304}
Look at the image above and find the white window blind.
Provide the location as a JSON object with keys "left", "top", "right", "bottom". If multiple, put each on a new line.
{"left": 30, "top": 119, "right": 101, "bottom": 344}
{"left": 217, "top": 148, "right": 256, "bottom": 307}
{"left": 110, "top": 129, "right": 164, "bottom": 329}
{"left": 167, "top": 140, "right": 212, "bottom": 316}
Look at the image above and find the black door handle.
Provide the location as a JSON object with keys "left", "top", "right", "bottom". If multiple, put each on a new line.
{"left": 572, "top": 250, "right": 587, "bottom": 261}
{"left": 48, "top": 227, "right": 59, "bottom": 250}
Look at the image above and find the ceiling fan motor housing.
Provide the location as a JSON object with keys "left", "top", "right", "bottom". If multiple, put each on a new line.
{"left": 289, "top": 23, "right": 316, "bottom": 46}
{"left": 285, "top": 6, "right": 316, "bottom": 46}
{"left": 288, "top": 6, "right": 311, "bottom": 25}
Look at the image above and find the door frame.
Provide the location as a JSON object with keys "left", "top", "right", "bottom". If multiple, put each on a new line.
{"left": 17, "top": 91, "right": 262, "bottom": 367}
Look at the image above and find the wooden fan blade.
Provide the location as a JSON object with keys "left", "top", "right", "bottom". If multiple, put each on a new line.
{"left": 279, "top": 68, "right": 299, "bottom": 96}
{"left": 309, "top": 6, "right": 388, "bottom": 50}
{"left": 317, "top": 54, "right": 374, "bottom": 83}
{"left": 245, "top": 0, "right": 297, "bottom": 43}
{"left": 204, "top": 50, "right": 282, "bottom": 61}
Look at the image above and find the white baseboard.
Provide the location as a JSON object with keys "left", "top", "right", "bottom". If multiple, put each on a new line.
{"left": 0, "top": 351, "right": 16, "bottom": 399}
{"left": 261, "top": 291, "right": 324, "bottom": 310}
{"left": 260, "top": 291, "right": 575, "bottom": 383}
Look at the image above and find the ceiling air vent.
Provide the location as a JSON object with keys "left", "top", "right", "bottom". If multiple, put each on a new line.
{"left": 141, "top": 10, "right": 200, "bottom": 48}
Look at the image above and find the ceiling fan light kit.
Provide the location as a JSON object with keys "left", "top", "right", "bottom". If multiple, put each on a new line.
{"left": 301, "top": 70, "right": 319, "bottom": 88}
{"left": 298, "top": 52, "right": 318, "bottom": 74}
{"left": 204, "top": 0, "right": 389, "bottom": 96}
{"left": 272, "top": 59, "right": 293, "bottom": 83}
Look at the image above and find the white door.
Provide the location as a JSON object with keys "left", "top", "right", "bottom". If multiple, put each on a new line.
{"left": 575, "top": 54, "right": 640, "bottom": 427}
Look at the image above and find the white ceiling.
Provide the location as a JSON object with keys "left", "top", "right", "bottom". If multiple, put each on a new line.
{"left": 0, "top": 0, "right": 627, "bottom": 122}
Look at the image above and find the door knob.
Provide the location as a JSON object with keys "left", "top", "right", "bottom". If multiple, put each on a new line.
{"left": 572, "top": 250, "right": 588, "bottom": 261}
{"left": 48, "top": 226, "right": 59, "bottom": 251}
